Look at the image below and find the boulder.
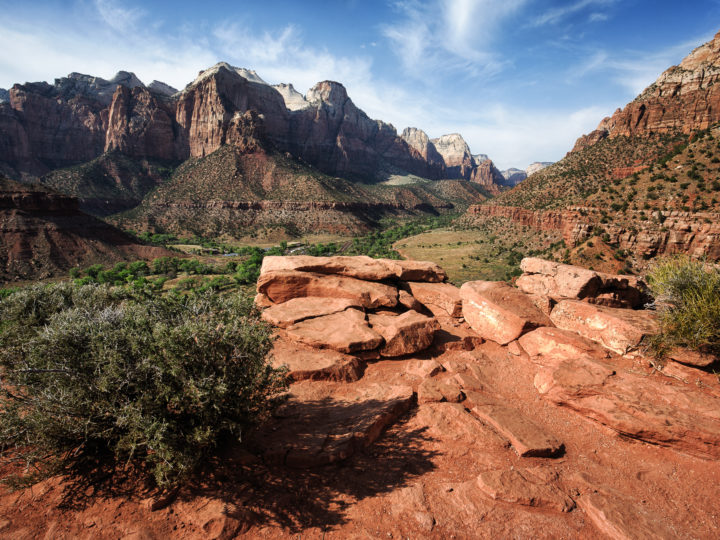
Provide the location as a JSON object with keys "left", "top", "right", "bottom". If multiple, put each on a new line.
{"left": 460, "top": 281, "right": 553, "bottom": 345}
{"left": 517, "top": 258, "right": 646, "bottom": 309}
{"left": 254, "top": 292, "right": 274, "bottom": 308}
{"left": 518, "top": 326, "right": 611, "bottom": 363}
{"left": 368, "top": 311, "right": 440, "bottom": 357}
{"left": 379, "top": 259, "right": 447, "bottom": 282}
{"left": 271, "top": 339, "right": 364, "bottom": 382}
{"left": 257, "top": 270, "right": 398, "bottom": 309}
{"left": 253, "top": 380, "right": 414, "bottom": 467}
{"left": 397, "top": 289, "right": 424, "bottom": 312}
{"left": 285, "top": 309, "right": 383, "bottom": 354}
{"left": 668, "top": 348, "right": 719, "bottom": 368}
{"left": 550, "top": 300, "right": 659, "bottom": 354}
{"left": 261, "top": 297, "right": 361, "bottom": 328}
{"left": 406, "top": 282, "right": 463, "bottom": 317}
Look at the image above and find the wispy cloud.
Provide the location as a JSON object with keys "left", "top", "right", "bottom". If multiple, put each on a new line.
{"left": 531, "top": 0, "right": 615, "bottom": 27}
{"left": 382, "top": 0, "right": 527, "bottom": 80}
{"left": 94, "top": 0, "right": 145, "bottom": 33}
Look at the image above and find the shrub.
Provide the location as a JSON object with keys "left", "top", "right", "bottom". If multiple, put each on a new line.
{"left": 647, "top": 256, "right": 720, "bottom": 359}
{"left": 0, "top": 282, "right": 285, "bottom": 487}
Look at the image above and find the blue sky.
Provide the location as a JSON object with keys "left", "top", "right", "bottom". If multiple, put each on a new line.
{"left": 1, "top": 0, "right": 719, "bottom": 169}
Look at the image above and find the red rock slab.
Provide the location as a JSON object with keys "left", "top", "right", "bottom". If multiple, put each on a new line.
{"left": 379, "top": 258, "right": 447, "bottom": 282}
{"left": 261, "top": 297, "right": 361, "bottom": 328}
{"left": 285, "top": 309, "right": 383, "bottom": 354}
{"left": 518, "top": 326, "right": 611, "bottom": 364}
{"left": 578, "top": 491, "right": 681, "bottom": 540}
{"left": 668, "top": 347, "right": 719, "bottom": 368}
{"left": 476, "top": 469, "right": 575, "bottom": 513}
{"left": 368, "top": 311, "right": 440, "bottom": 357}
{"left": 534, "top": 355, "right": 720, "bottom": 459}
{"left": 406, "top": 281, "right": 463, "bottom": 317}
{"left": 257, "top": 270, "right": 398, "bottom": 309}
{"left": 271, "top": 339, "right": 364, "bottom": 382}
{"left": 470, "top": 403, "right": 563, "bottom": 458}
{"left": 550, "top": 300, "right": 659, "bottom": 354}
{"left": 260, "top": 255, "right": 396, "bottom": 281}
{"left": 404, "top": 359, "right": 444, "bottom": 379}
{"left": 417, "top": 378, "right": 463, "bottom": 404}
{"left": 253, "top": 380, "right": 414, "bottom": 468}
{"left": 460, "top": 281, "right": 553, "bottom": 345}
{"left": 259, "top": 255, "right": 447, "bottom": 283}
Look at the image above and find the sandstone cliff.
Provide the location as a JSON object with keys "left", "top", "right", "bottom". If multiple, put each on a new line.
{"left": 0, "top": 177, "right": 169, "bottom": 281}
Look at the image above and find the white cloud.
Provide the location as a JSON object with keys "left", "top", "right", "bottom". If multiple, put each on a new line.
{"left": 94, "top": 0, "right": 145, "bottom": 33}
{"left": 381, "top": 0, "right": 526, "bottom": 80}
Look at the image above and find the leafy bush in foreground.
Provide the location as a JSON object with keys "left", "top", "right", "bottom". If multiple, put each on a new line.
{"left": 0, "top": 283, "right": 285, "bottom": 486}
{"left": 647, "top": 256, "right": 720, "bottom": 358}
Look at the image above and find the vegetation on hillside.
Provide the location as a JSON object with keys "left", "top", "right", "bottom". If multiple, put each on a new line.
{"left": 0, "top": 283, "right": 286, "bottom": 487}
{"left": 647, "top": 256, "right": 720, "bottom": 361}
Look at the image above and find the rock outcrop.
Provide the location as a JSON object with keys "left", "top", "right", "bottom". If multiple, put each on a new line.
{"left": 5, "top": 255, "right": 720, "bottom": 538}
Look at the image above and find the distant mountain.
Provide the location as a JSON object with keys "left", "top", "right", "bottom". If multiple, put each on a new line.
{"left": 499, "top": 162, "right": 554, "bottom": 186}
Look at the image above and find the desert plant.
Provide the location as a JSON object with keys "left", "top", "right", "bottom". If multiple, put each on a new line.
{"left": 0, "top": 282, "right": 285, "bottom": 487}
{"left": 647, "top": 256, "right": 720, "bottom": 359}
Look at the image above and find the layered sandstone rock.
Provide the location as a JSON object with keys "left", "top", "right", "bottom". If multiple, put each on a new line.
{"left": 460, "top": 281, "right": 553, "bottom": 344}
{"left": 517, "top": 257, "right": 647, "bottom": 308}
{"left": 368, "top": 311, "right": 440, "bottom": 357}
{"left": 550, "top": 300, "right": 659, "bottom": 354}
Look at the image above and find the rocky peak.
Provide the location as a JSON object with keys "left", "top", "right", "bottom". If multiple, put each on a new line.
{"left": 501, "top": 168, "right": 527, "bottom": 186}
{"left": 273, "top": 83, "right": 311, "bottom": 111}
{"left": 472, "top": 153, "right": 489, "bottom": 164}
{"left": 147, "top": 80, "right": 178, "bottom": 97}
{"left": 47, "top": 70, "right": 146, "bottom": 105}
{"left": 401, "top": 127, "right": 444, "bottom": 166}
{"left": 306, "top": 81, "right": 349, "bottom": 107}
{"left": 186, "top": 62, "right": 268, "bottom": 91}
{"left": 0, "top": 88, "right": 8, "bottom": 103}
{"left": 431, "top": 133, "right": 472, "bottom": 166}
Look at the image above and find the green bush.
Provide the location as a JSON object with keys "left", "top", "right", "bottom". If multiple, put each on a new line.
{"left": 647, "top": 256, "right": 720, "bottom": 359}
{"left": 0, "top": 282, "right": 285, "bottom": 487}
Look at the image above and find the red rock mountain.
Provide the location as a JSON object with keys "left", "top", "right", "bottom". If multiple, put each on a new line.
{"left": 574, "top": 30, "right": 720, "bottom": 152}
{"left": 0, "top": 63, "right": 504, "bottom": 190}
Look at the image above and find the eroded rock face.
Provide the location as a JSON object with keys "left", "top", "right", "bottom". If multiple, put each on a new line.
{"left": 575, "top": 30, "right": 720, "bottom": 148}
{"left": 261, "top": 297, "right": 362, "bottom": 328}
{"left": 476, "top": 469, "right": 575, "bottom": 513}
{"left": 460, "top": 281, "right": 553, "bottom": 344}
